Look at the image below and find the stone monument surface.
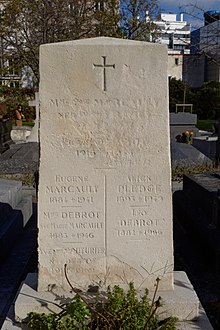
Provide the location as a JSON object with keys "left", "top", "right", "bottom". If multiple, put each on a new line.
{"left": 38, "top": 37, "right": 173, "bottom": 292}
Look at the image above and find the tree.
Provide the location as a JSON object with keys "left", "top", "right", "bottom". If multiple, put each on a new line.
{"left": 120, "top": 0, "right": 159, "bottom": 41}
{"left": 180, "top": 4, "right": 220, "bottom": 66}
{"left": 0, "top": 0, "right": 159, "bottom": 84}
{"left": 194, "top": 81, "right": 220, "bottom": 119}
{"left": 0, "top": 0, "right": 104, "bottom": 83}
{"left": 169, "top": 77, "right": 194, "bottom": 113}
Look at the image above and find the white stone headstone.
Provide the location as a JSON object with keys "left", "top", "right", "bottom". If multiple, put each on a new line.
{"left": 38, "top": 37, "right": 173, "bottom": 292}
{"left": 27, "top": 92, "right": 39, "bottom": 142}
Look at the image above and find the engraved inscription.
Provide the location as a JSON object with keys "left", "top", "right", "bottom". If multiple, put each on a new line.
{"left": 93, "top": 56, "right": 115, "bottom": 91}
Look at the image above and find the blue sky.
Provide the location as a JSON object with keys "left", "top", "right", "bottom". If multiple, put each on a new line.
{"left": 158, "top": 1, "right": 220, "bottom": 29}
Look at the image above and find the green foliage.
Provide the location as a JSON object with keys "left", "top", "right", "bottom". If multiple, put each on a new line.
{"left": 169, "top": 78, "right": 194, "bottom": 113}
{"left": 0, "top": 0, "right": 160, "bottom": 82}
{"left": 0, "top": 86, "right": 36, "bottom": 120}
{"left": 120, "top": 0, "right": 160, "bottom": 41}
{"left": 28, "top": 282, "right": 178, "bottom": 330}
{"left": 172, "top": 165, "right": 215, "bottom": 181}
{"left": 169, "top": 78, "right": 220, "bottom": 120}
{"left": 28, "top": 295, "right": 91, "bottom": 330}
{"left": 194, "top": 81, "right": 220, "bottom": 119}
{"left": 197, "top": 119, "right": 216, "bottom": 132}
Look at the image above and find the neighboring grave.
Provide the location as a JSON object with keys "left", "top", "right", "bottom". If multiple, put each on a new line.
{"left": 173, "top": 173, "right": 220, "bottom": 273}
{"left": 38, "top": 37, "right": 174, "bottom": 292}
{"left": 192, "top": 136, "right": 217, "bottom": 160}
{"left": 27, "top": 92, "right": 39, "bottom": 143}
{"left": 169, "top": 112, "right": 199, "bottom": 142}
{"left": 0, "top": 118, "right": 13, "bottom": 153}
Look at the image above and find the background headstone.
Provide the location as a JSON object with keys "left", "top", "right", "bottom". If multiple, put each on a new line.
{"left": 38, "top": 37, "right": 173, "bottom": 292}
{"left": 27, "top": 92, "right": 39, "bottom": 143}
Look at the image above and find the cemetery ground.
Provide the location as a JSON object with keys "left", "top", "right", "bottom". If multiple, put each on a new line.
{"left": 0, "top": 142, "right": 219, "bottom": 329}
{"left": 173, "top": 184, "right": 220, "bottom": 330}
{"left": 1, "top": 37, "right": 220, "bottom": 329}
{"left": 1, "top": 170, "right": 220, "bottom": 328}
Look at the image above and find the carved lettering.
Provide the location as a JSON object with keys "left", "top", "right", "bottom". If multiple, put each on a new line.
{"left": 76, "top": 150, "right": 96, "bottom": 158}
{"left": 120, "top": 219, "right": 158, "bottom": 227}
{"left": 72, "top": 247, "right": 105, "bottom": 255}
{"left": 46, "top": 185, "right": 98, "bottom": 194}
{"left": 118, "top": 184, "right": 162, "bottom": 194}
{"left": 62, "top": 211, "right": 101, "bottom": 219}
{"left": 55, "top": 175, "right": 88, "bottom": 183}
{"left": 127, "top": 175, "right": 151, "bottom": 183}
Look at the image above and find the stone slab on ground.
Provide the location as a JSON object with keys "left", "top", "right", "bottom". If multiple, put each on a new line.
{"left": 0, "top": 142, "right": 39, "bottom": 186}
{"left": 2, "top": 304, "right": 213, "bottom": 330}
{"left": 2, "top": 271, "right": 213, "bottom": 329}
{"left": 0, "top": 142, "right": 39, "bottom": 174}
{"left": 0, "top": 204, "right": 37, "bottom": 328}
{"left": 0, "top": 207, "right": 23, "bottom": 264}
{"left": 173, "top": 190, "right": 220, "bottom": 274}
{"left": 183, "top": 173, "right": 220, "bottom": 224}
{"left": 16, "top": 196, "right": 33, "bottom": 227}
{"left": 0, "top": 179, "right": 22, "bottom": 208}
{"left": 193, "top": 136, "right": 217, "bottom": 160}
{"left": 171, "top": 142, "right": 213, "bottom": 169}
{"left": 14, "top": 272, "right": 199, "bottom": 322}
{"left": 11, "top": 127, "right": 32, "bottom": 144}
{"left": 172, "top": 180, "right": 183, "bottom": 192}
{"left": 0, "top": 179, "right": 33, "bottom": 227}
{"left": 27, "top": 92, "right": 39, "bottom": 143}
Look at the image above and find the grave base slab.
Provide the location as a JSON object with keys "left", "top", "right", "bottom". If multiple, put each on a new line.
{"left": 2, "top": 271, "right": 212, "bottom": 329}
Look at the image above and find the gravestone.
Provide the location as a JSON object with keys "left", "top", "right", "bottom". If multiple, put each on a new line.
{"left": 0, "top": 118, "right": 13, "bottom": 153}
{"left": 170, "top": 112, "right": 199, "bottom": 142}
{"left": 38, "top": 37, "right": 174, "bottom": 292}
{"left": 173, "top": 173, "right": 220, "bottom": 273}
{"left": 27, "top": 92, "right": 39, "bottom": 142}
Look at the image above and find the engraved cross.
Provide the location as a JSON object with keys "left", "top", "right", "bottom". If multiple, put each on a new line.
{"left": 93, "top": 56, "right": 115, "bottom": 91}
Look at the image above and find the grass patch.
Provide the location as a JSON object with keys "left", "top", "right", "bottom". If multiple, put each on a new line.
{"left": 197, "top": 119, "right": 216, "bottom": 132}
{"left": 11, "top": 120, "right": 34, "bottom": 127}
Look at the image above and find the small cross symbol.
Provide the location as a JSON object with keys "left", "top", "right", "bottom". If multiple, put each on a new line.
{"left": 93, "top": 56, "right": 115, "bottom": 91}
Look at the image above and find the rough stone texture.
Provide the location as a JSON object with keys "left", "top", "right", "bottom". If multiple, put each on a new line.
{"left": 3, "top": 304, "right": 213, "bottom": 330}
{"left": 4, "top": 272, "right": 210, "bottom": 329}
{"left": 11, "top": 127, "right": 31, "bottom": 144}
{"left": 0, "top": 119, "right": 13, "bottom": 154}
{"left": 170, "top": 113, "right": 197, "bottom": 126}
{"left": 192, "top": 136, "right": 217, "bottom": 160}
{"left": 0, "top": 179, "right": 33, "bottom": 227}
{"left": 183, "top": 173, "right": 220, "bottom": 224}
{"left": 27, "top": 93, "right": 39, "bottom": 143}
{"left": 16, "top": 196, "right": 33, "bottom": 227}
{"left": 0, "top": 203, "right": 37, "bottom": 329}
{"left": 0, "top": 141, "right": 38, "bottom": 188}
{"left": 171, "top": 142, "right": 213, "bottom": 169}
{"left": 0, "top": 205, "right": 23, "bottom": 263}
{"left": 0, "top": 179, "right": 22, "bottom": 208}
{"left": 38, "top": 37, "right": 173, "bottom": 292}
{"left": 173, "top": 176, "right": 220, "bottom": 274}
{"left": 157, "top": 271, "right": 199, "bottom": 321}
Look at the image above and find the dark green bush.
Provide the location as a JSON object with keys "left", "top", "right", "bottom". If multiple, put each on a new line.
{"left": 0, "top": 86, "right": 37, "bottom": 120}
{"left": 28, "top": 282, "right": 177, "bottom": 330}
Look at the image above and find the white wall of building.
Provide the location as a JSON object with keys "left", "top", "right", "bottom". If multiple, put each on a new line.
{"left": 155, "top": 13, "right": 191, "bottom": 55}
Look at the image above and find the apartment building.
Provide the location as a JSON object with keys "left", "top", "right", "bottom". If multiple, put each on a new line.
{"left": 154, "top": 13, "right": 191, "bottom": 80}
{"left": 188, "top": 10, "right": 220, "bottom": 87}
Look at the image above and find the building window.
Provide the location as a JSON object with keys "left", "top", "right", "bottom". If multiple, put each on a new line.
{"left": 175, "top": 58, "right": 179, "bottom": 65}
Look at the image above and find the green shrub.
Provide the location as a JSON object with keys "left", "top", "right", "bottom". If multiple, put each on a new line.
{"left": 0, "top": 86, "right": 36, "bottom": 120}
{"left": 27, "top": 281, "right": 178, "bottom": 330}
